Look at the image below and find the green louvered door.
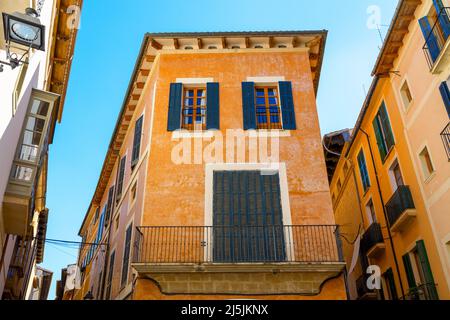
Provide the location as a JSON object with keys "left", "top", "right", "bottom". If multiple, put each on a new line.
{"left": 213, "top": 171, "right": 286, "bottom": 263}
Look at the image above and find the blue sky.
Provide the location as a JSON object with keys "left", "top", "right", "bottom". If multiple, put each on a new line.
{"left": 42, "top": 0, "right": 397, "bottom": 299}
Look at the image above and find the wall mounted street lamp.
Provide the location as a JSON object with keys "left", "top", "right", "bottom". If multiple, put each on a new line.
{"left": 1, "top": 8, "right": 45, "bottom": 72}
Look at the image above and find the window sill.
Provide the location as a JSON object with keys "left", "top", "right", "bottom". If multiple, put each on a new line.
{"left": 172, "top": 130, "right": 218, "bottom": 139}
{"left": 245, "top": 130, "right": 292, "bottom": 138}
{"left": 423, "top": 171, "right": 436, "bottom": 185}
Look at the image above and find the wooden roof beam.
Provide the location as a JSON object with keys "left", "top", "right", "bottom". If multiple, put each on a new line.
{"left": 151, "top": 39, "right": 163, "bottom": 50}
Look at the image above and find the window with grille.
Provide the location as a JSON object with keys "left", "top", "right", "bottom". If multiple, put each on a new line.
{"left": 182, "top": 87, "right": 207, "bottom": 130}
{"left": 255, "top": 87, "right": 282, "bottom": 129}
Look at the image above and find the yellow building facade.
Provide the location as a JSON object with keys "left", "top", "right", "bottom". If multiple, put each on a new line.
{"left": 326, "top": 0, "right": 450, "bottom": 300}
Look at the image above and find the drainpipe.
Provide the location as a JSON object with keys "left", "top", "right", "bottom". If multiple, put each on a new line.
{"left": 359, "top": 128, "right": 406, "bottom": 299}
{"left": 99, "top": 210, "right": 114, "bottom": 300}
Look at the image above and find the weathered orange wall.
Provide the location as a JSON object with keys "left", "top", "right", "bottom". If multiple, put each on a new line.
{"left": 132, "top": 276, "right": 347, "bottom": 300}
{"left": 142, "top": 51, "right": 335, "bottom": 228}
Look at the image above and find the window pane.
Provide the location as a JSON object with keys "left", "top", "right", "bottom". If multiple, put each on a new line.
{"left": 270, "top": 115, "right": 279, "bottom": 123}
{"left": 184, "top": 98, "right": 194, "bottom": 106}
{"left": 12, "top": 165, "right": 33, "bottom": 182}
{"left": 19, "top": 145, "right": 39, "bottom": 162}
{"left": 256, "top": 107, "right": 266, "bottom": 114}
{"left": 258, "top": 115, "right": 267, "bottom": 123}
{"left": 269, "top": 97, "right": 278, "bottom": 105}
{"left": 268, "top": 88, "right": 276, "bottom": 96}
{"left": 25, "top": 116, "right": 45, "bottom": 133}
{"left": 256, "top": 89, "right": 265, "bottom": 97}
{"left": 186, "top": 90, "right": 194, "bottom": 97}
{"left": 23, "top": 130, "right": 42, "bottom": 146}
{"left": 269, "top": 106, "right": 279, "bottom": 113}
{"left": 256, "top": 97, "right": 266, "bottom": 105}
{"left": 197, "top": 89, "right": 205, "bottom": 97}
{"left": 183, "top": 108, "right": 193, "bottom": 115}
{"left": 30, "top": 100, "right": 49, "bottom": 116}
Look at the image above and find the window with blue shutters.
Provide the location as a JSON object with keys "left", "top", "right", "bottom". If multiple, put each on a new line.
{"left": 439, "top": 81, "right": 450, "bottom": 118}
{"left": 168, "top": 82, "right": 220, "bottom": 131}
{"left": 242, "top": 81, "right": 296, "bottom": 130}
{"left": 357, "top": 149, "right": 370, "bottom": 192}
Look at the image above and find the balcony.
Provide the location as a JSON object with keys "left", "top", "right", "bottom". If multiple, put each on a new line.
{"left": 356, "top": 274, "right": 378, "bottom": 300}
{"left": 2, "top": 89, "right": 59, "bottom": 236}
{"left": 132, "top": 225, "right": 345, "bottom": 295}
{"left": 442, "top": 122, "right": 450, "bottom": 161}
{"left": 423, "top": 7, "right": 450, "bottom": 73}
{"left": 360, "top": 223, "right": 385, "bottom": 259}
{"left": 405, "top": 283, "right": 438, "bottom": 300}
{"left": 386, "top": 186, "right": 416, "bottom": 233}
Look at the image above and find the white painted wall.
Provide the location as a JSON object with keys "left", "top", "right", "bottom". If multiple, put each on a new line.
{"left": 0, "top": 0, "right": 57, "bottom": 297}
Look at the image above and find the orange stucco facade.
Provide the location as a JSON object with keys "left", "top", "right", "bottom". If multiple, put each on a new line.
{"left": 72, "top": 32, "right": 347, "bottom": 300}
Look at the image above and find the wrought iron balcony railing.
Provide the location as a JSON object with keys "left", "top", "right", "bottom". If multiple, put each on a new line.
{"left": 442, "top": 122, "right": 450, "bottom": 161}
{"left": 133, "top": 225, "right": 344, "bottom": 265}
{"left": 360, "top": 223, "right": 384, "bottom": 255}
{"left": 356, "top": 274, "right": 378, "bottom": 300}
{"left": 423, "top": 7, "right": 450, "bottom": 69}
{"left": 405, "top": 283, "right": 438, "bottom": 300}
{"left": 385, "top": 186, "right": 415, "bottom": 229}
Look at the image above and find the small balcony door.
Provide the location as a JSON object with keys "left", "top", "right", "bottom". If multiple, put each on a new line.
{"left": 212, "top": 171, "right": 286, "bottom": 263}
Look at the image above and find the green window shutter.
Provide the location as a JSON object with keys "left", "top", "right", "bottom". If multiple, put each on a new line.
{"left": 379, "top": 102, "right": 395, "bottom": 150}
{"left": 385, "top": 268, "right": 398, "bottom": 300}
{"left": 167, "top": 83, "right": 182, "bottom": 131}
{"left": 402, "top": 253, "right": 417, "bottom": 289}
{"left": 131, "top": 116, "right": 143, "bottom": 166}
{"left": 279, "top": 81, "right": 297, "bottom": 130}
{"left": 242, "top": 82, "right": 257, "bottom": 130}
{"left": 416, "top": 240, "right": 439, "bottom": 300}
{"left": 206, "top": 82, "right": 220, "bottom": 130}
{"left": 373, "top": 116, "right": 387, "bottom": 161}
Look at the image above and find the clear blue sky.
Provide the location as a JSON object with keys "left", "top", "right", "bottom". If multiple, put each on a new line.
{"left": 42, "top": 0, "right": 397, "bottom": 299}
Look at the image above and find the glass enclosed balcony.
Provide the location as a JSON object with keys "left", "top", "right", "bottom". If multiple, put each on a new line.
{"left": 2, "top": 89, "right": 59, "bottom": 236}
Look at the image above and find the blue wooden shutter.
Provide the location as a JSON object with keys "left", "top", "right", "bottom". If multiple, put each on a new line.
{"left": 416, "top": 240, "right": 439, "bottom": 300}
{"left": 434, "top": 0, "right": 450, "bottom": 40}
{"left": 206, "top": 82, "right": 220, "bottom": 130}
{"left": 279, "top": 81, "right": 297, "bottom": 130}
{"left": 439, "top": 81, "right": 450, "bottom": 118}
{"left": 419, "top": 16, "right": 441, "bottom": 63}
{"left": 131, "top": 116, "right": 143, "bottom": 166}
{"left": 242, "top": 82, "right": 257, "bottom": 130}
{"left": 167, "top": 83, "right": 182, "bottom": 131}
